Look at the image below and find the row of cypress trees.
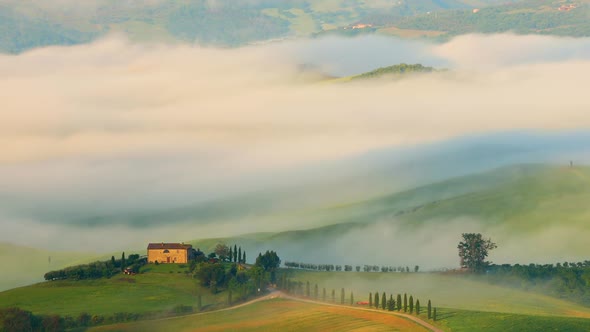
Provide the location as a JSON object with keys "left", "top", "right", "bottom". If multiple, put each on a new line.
{"left": 280, "top": 277, "right": 438, "bottom": 322}
{"left": 368, "top": 292, "right": 437, "bottom": 321}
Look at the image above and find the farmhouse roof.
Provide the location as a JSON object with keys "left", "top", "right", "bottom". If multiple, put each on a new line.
{"left": 147, "top": 243, "right": 192, "bottom": 250}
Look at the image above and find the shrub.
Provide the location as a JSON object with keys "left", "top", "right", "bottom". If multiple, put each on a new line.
{"left": 171, "top": 305, "right": 193, "bottom": 315}
{"left": 0, "top": 307, "right": 34, "bottom": 332}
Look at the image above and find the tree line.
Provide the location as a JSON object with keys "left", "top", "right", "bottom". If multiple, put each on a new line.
{"left": 486, "top": 261, "right": 590, "bottom": 306}
{"left": 44, "top": 253, "right": 145, "bottom": 281}
{"left": 457, "top": 233, "right": 590, "bottom": 305}
{"left": 0, "top": 304, "right": 199, "bottom": 332}
{"left": 278, "top": 275, "right": 437, "bottom": 322}
{"left": 284, "top": 261, "right": 419, "bottom": 273}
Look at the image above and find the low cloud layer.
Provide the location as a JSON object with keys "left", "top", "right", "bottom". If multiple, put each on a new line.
{"left": 1, "top": 33, "right": 590, "bottom": 252}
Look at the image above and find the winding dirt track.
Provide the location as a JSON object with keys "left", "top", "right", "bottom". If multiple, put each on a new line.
{"left": 278, "top": 292, "right": 444, "bottom": 332}
{"left": 153, "top": 289, "right": 443, "bottom": 331}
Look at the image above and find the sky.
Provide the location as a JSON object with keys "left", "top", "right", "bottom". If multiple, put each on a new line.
{"left": 1, "top": 33, "right": 590, "bottom": 255}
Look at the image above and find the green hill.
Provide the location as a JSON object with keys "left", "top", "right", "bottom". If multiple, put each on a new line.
{"left": 1, "top": 0, "right": 589, "bottom": 53}
{"left": 0, "top": 264, "right": 226, "bottom": 317}
{"left": 193, "top": 164, "right": 590, "bottom": 243}
{"left": 3, "top": 164, "right": 587, "bottom": 291}
{"left": 324, "top": 63, "right": 439, "bottom": 83}
{"left": 331, "top": 163, "right": 590, "bottom": 232}
{"left": 392, "top": 0, "right": 590, "bottom": 39}
{"left": 286, "top": 270, "right": 590, "bottom": 318}
{"left": 88, "top": 298, "right": 590, "bottom": 332}
{"left": 351, "top": 63, "right": 436, "bottom": 80}
{"left": 89, "top": 298, "right": 430, "bottom": 332}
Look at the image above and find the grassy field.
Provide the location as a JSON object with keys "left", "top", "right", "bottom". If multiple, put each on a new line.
{"left": 435, "top": 308, "right": 590, "bottom": 331}
{"left": 88, "top": 297, "right": 590, "bottom": 332}
{"left": 286, "top": 270, "right": 590, "bottom": 318}
{"left": 0, "top": 264, "right": 226, "bottom": 317}
{"left": 89, "top": 298, "right": 429, "bottom": 332}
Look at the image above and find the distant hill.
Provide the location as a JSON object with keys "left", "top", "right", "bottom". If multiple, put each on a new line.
{"left": 188, "top": 164, "right": 590, "bottom": 268}
{"left": 1, "top": 0, "right": 588, "bottom": 53}
{"left": 391, "top": 0, "right": 590, "bottom": 39}
{"left": 351, "top": 63, "right": 437, "bottom": 80}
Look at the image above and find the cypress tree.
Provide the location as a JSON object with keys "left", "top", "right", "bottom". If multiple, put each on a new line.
{"left": 233, "top": 245, "right": 238, "bottom": 262}
{"left": 111, "top": 256, "right": 115, "bottom": 267}
{"left": 396, "top": 294, "right": 402, "bottom": 311}
{"left": 369, "top": 292, "right": 373, "bottom": 307}
{"left": 243, "top": 251, "right": 246, "bottom": 264}
{"left": 121, "top": 252, "right": 126, "bottom": 271}
{"left": 409, "top": 295, "right": 414, "bottom": 314}
{"left": 238, "top": 247, "right": 242, "bottom": 263}
{"left": 433, "top": 307, "right": 437, "bottom": 321}
{"left": 314, "top": 284, "right": 318, "bottom": 299}
{"left": 350, "top": 292, "right": 354, "bottom": 306}
{"left": 374, "top": 292, "right": 379, "bottom": 309}
{"left": 323, "top": 288, "right": 326, "bottom": 302}
{"left": 428, "top": 300, "right": 432, "bottom": 319}
{"left": 341, "top": 288, "right": 345, "bottom": 304}
{"left": 416, "top": 299, "right": 421, "bottom": 315}
{"left": 306, "top": 281, "right": 310, "bottom": 297}
{"left": 381, "top": 292, "right": 386, "bottom": 310}
{"left": 229, "top": 247, "right": 233, "bottom": 263}
{"left": 403, "top": 293, "right": 408, "bottom": 312}
{"left": 388, "top": 295, "right": 395, "bottom": 311}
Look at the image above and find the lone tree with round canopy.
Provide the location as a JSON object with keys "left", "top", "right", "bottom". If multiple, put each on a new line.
{"left": 458, "top": 233, "right": 497, "bottom": 273}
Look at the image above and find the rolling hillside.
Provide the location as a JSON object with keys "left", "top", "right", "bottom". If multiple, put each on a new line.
{"left": 89, "top": 298, "right": 590, "bottom": 332}
{"left": 2, "top": 271, "right": 589, "bottom": 331}
{"left": 87, "top": 298, "right": 431, "bottom": 332}
{"left": 2, "top": 163, "right": 588, "bottom": 291}
{"left": 187, "top": 164, "right": 590, "bottom": 266}
{"left": 0, "top": 264, "right": 226, "bottom": 317}
{"left": 1, "top": 0, "right": 588, "bottom": 53}
{"left": 286, "top": 270, "right": 590, "bottom": 317}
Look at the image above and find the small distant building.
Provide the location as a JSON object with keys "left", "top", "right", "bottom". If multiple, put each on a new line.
{"left": 558, "top": 4, "right": 576, "bottom": 11}
{"left": 472, "top": 8, "right": 480, "bottom": 13}
{"left": 351, "top": 23, "right": 373, "bottom": 29}
{"left": 147, "top": 243, "right": 193, "bottom": 264}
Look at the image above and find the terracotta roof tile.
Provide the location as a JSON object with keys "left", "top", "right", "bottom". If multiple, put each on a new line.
{"left": 147, "top": 243, "right": 192, "bottom": 250}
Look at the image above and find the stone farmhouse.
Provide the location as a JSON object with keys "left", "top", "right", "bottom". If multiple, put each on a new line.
{"left": 147, "top": 243, "right": 193, "bottom": 264}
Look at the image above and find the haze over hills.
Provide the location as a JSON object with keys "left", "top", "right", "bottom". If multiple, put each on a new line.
{"left": 1, "top": 0, "right": 588, "bottom": 53}
{"left": 2, "top": 1, "right": 590, "bottom": 331}
{"left": 3, "top": 153, "right": 589, "bottom": 290}
{"left": 0, "top": 243, "right": 95, "bottom": 291}
{"left": 1, "top": 28, "right": 590, "bottom": 293}
{"left": 3, "top": 130, "right": 589, "bottom": 234}
{"left": 186, "top": 164, "right": 590, "bottom": 268}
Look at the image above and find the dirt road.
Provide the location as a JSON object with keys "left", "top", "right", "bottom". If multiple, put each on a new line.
{"left": 151, "top": 289, "right": 443, "bottom": 332}
{"left": 277, "top": 291, "right": 444, "bottom": 332}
